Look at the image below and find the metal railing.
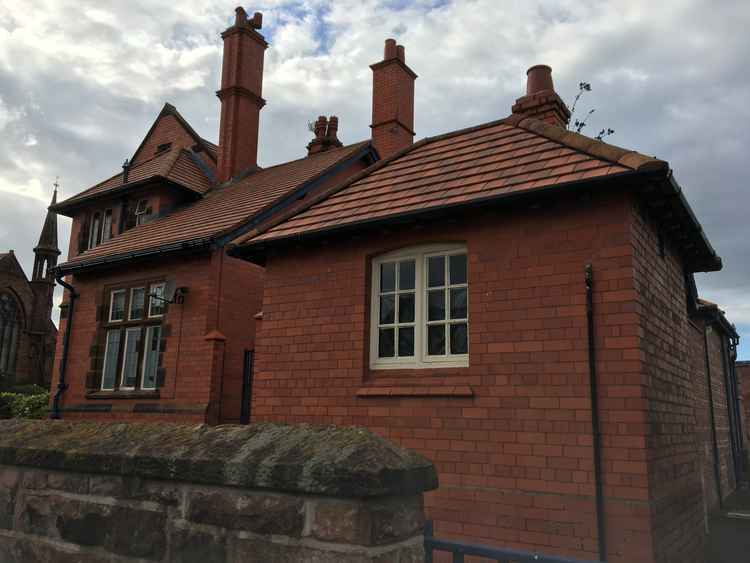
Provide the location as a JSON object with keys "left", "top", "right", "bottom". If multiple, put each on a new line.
{"left": 424, "top": 521, "right": 602, "bottom": 563}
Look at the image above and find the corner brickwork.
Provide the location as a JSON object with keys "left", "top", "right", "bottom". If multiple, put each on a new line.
{"left": 0, "top": 419, "right": 437, "bottom": 562}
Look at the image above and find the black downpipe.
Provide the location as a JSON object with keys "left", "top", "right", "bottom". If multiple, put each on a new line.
{"left": 50, "top": 273, "right": 78, "bottom": 420}
{"left": 703, "top": 327, "right": 724, "bottom": 507}
{"left": 720, "top": 332, "right": 744, "bottom": 483}
{"left": 585, "top": 264, "right": 607, "bottom": 562}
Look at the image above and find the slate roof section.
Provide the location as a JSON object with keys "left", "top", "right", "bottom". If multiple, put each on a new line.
{"left": 53, "top": 148, "right": 212, "bottom": 215}
{"left": 241, "top": 115, "right": 665, "bottom": 244}
{"left": 58, "top": 142, "right": 371, "bottom": 272}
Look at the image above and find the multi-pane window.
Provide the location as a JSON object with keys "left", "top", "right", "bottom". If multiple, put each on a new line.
{"left": 100, "top": 281, "right": 166, "bottom": 392}
{"left": 371, "top": 245, "right": 469, "bottom": 369}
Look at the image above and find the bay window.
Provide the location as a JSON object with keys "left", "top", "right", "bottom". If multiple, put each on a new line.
{"left": 371, "top": 245, "right": 469, "bottom": 369}
{"left": 100, "top": 281, "right": 166, "bottom": 392}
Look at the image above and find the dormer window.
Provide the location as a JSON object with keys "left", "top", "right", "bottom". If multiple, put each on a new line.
{"left": 135, "top": 199, "right": 152, "bottom": 226}
{"left": 86, "top": 208, "right": 113, "bottom": 250}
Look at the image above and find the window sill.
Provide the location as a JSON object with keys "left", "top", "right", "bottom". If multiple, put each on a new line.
{"left": 356, "top": 385, "right": 473, "bottom": 398}
{"left": 85, "top": 390, "right": 160, "bottom": 400}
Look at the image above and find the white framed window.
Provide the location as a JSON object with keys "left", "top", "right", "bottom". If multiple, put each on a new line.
{"left": 88, "top": 213, "right": 101, "bottom": 250}
{"left": 149, "top": 283, "right": 166, "bottom": 317}
{"left": 119, "top": 327, "right": 142, "bottom": 390}
{"left": 100, "top": 282, "right": 165, "bottom": 392}
{"left": 101, "top": 329, "right": 121, "bottom": 391}
{"left": 141, "top": 325, "right": 162, "bottom": 390}
{"left": 109, "top": 290, "right": 126, "bottom": 322}
{"left": 87, "top": 208, "right": 113, "bottom": 250}
{"left": 370, "top": 244, "right": 469, "bottom": 369}
{"left": 129, "top": 287, "right": 146, "bottom": 320}
{"left": 101, "top": 209, "right": 113, "bottom": 242}
{"left": 135, "top": 199, "right": 151, "bottom": 225}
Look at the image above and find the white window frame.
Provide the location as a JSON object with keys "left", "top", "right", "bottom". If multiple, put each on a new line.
{"left": 119, "top": 327, "right": 142, "bottom": 390}
{"left": 88, "top": 213, "right": 101, "bottom": 250}
{"left": 135, "top": 199, "right": 150, "bottom": 226}
{"left": 101, "top": 209, "right": 113, "bottom": 242}
{"left": 109, "top": 290, "right": 126, "bottom": 322}
{"left": 370, "top": 244, "right": 469, "bottom": 370}
{"left": 100, "top": 329, "right": 121, "bottom": 391}
{"left": 148, "top": 283, "right": 166, "bottom": 318}
{"left": 140, "top": 325, "right": 162, "bottom": 390}
{"left": 129, "top": 287, "right": 146, "bottom": 321}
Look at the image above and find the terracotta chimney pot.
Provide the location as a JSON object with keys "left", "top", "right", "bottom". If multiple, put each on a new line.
{"left": 526, "top": 64, "right": 554, "bottom": 94}
{"left": 511, "top": 64, "right": 570, "bottom": 129}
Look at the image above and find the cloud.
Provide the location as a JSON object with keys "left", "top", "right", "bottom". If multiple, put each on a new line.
{"left": 0, "top": 0, "right": 748, "bottom": 355}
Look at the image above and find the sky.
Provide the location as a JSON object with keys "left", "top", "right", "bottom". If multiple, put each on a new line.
{"left": 0, "top": 0, "right": 748, "bottom": 357}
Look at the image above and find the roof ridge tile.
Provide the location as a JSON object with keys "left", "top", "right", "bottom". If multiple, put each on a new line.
{"left": 512, "top": 116, "right": 668, "bottom": 173}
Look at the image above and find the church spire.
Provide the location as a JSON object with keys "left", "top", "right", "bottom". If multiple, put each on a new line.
{"left": 33, "top": 180, "right": 60, "bottom": 282}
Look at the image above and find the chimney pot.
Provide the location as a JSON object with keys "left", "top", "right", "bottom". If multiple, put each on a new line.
{"left": 314, "top": 115, "right": 327, "bottom": 139}
{"left": 307, "top": 115, "right": 342, "bottom": 155}
{"left": 384, "top": 38, "right": 397, "bottom": 60}
{"left": 250, "top": 11, "right": 263, "bottom": 29}
{"left": 511, "top": 64, "right": 570, "bottom": 129}
{"left": 396, "top": 45, "right": 405, "bottom": 63}
{"left": 235, "top": 6, "right": 248, "bottom": 25}
{"left": 327, "top": 115, "right": 339, "bottom": 139}
{"left": 526, "top": 64, "right": 554, "bottom": 95}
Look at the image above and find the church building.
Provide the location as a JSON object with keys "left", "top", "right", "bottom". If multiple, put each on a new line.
{"left": 0, "top": 189, "right": 59, "bottom": 387}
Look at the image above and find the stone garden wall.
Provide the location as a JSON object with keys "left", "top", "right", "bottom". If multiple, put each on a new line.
{"left": 0, "top": 419, "right": 438, "bottom": 562}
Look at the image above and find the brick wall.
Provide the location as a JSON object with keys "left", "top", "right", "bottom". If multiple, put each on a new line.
{"left": 253, "top": 189, "right": 656, "bottom": 561}
{"left": 738, "top": 362, "right": 750, "bottom": 449}
{"left": 631, "top": 201, "right": 740, "bottom": 562}
{"left": 132, "top": 113, "right": 215, "bottom": 171}
{"left": 631, "top": 203, "right": 705, "bottom": 562}
{"left": 50, "top": 248, "right": 263, "bottom": 424}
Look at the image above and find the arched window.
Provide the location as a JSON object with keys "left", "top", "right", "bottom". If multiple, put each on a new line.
{"left": 0, "top": 293, "right": 21, "bottom": 376}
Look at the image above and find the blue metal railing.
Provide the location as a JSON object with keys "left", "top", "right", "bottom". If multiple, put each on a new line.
{"left": 424, "top": 521, "right": 603, "bottom": 563}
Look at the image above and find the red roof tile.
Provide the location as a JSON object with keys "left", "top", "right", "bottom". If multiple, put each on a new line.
{"left": 58, "top": 142, "right": 370, "bottom": 271}
{"left": 243, "top": 115, "right": 665, "bottom": 245}
{"left": 54, "top": 148, "right": 212, "bottom": 213}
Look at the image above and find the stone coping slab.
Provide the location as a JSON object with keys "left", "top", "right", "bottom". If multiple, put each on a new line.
{"left": 0, "top": 419, "right": 438, "bottom": 498}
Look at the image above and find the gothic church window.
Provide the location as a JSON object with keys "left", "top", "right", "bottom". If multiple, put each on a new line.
{"left": 0, "top": 293, "right": 21, "bottom": 376}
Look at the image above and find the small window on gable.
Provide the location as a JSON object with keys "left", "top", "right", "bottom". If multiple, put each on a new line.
{"left": 156, "top": 142, "right": 172, "bottom": 154}
{"left": 371, "top": 244, "right": 469, "bottom": 370}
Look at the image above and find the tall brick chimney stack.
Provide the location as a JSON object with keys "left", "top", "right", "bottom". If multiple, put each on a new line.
{"left": 216, "top": 7, "right": 267, "bottom": 183}
{"left": 511, "top": 65, "right": 571, "bottom": 129}
{"left": 370, "top": 39, "right": 417, "bottom": 159}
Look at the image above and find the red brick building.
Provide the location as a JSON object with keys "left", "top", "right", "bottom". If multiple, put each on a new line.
{"left": 50, "top": 6, "right": 746, "bottom": 562}
{"left": 228, "top": 49, "right": 746, "bottom": 563}
{"left": 0, "top": 190, "right": 59, "bottom": 387}
{"left": 49, "top": 8, "right": 374, "bottom": 424}
{"left": 738, "top": 360, "right": 750, "bottom": 448}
